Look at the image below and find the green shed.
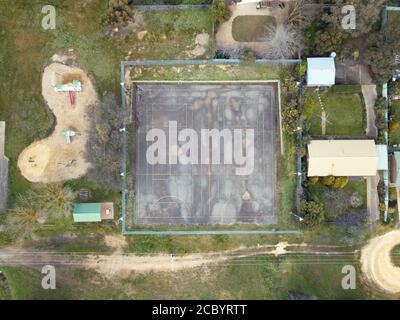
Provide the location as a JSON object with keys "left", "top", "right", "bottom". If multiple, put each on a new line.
{"left": 73, "top": 203, "right": 102, "bottom": 222}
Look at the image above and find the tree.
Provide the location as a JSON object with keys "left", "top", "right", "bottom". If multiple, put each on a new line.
{"left": 36, "top": 184, "right": 75, "bottom": 218}
{"left": 261, "top": 24, "right": 299, "bottom": 59}
{"left": 85, "top": 93, "right": 124, "bottom": 191}
{"left": 106, "top": 0, "right": 134, "bottom": 27}
{"left": 314, "top": 27, "right": 344, "bottom": 56}
{"left": 321, "top": 0, "right": 386, "bottom": 39}
{"left": 300, "top": 200, "right": 325, "bottom": 228}
{"left": 286, "top": 0, "right": 307, "bottom": 26}
{"left": 364, "top": 24, "right": 400, "bottom": 81}
{"left": 7, "top": 192, "right": 39, "bottom": 239}
{"left": 209, "top": 0, "right": 231, "bottom": 25}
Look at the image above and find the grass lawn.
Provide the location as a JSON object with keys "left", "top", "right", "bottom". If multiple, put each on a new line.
{"left": 303, "top": 86, "right": 365, "bottom": 136}
{"left": 232, "top": 15, "right": 276, "bottom": 42}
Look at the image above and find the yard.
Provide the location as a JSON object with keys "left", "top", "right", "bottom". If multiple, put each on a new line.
{"left": 308, "top": 180, "right": 367, "bottom": 221}
{"left": 231, "top": 15, "right": 276, "bottom": 42}
{"left": 303, "top": 85, "right": 365, "bottom": 136}
{"left": 0, "top": 1, "right": 214, "bottom": 246}
{"left": 0, "top": 257, "right": 378, "bottom": 300}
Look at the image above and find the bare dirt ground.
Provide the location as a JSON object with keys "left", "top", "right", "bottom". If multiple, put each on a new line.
{"left": 17, "top": 62, "right": 98, "bottom": 183}
{"left": 0, "top": 243, "right": 355, "bottom": 279}
{"left": 215, "top": 3, "right": 287, "bottom": 55}
{"left": 361, "top": 230, "right": 400, "bottom": 294}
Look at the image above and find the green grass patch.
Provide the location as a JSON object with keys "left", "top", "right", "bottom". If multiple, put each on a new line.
{"left": 0, "top": 266, "right": 72, "bottom": 299}
{"left": 303, "top": 86, "right": 365, "bottom": 136}
{"left": 232, "top": 15, "right": 276, "bottom": 42}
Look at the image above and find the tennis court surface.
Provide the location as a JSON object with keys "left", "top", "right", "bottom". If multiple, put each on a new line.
{"left": 133, "top": 83, "right": 277, "bottom": 225}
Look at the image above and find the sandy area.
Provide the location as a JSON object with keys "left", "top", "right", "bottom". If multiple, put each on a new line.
{"left": 17, "top": 62, "right": 98, "bottom": 183}
{"left": 216, "top": 3, "right": 287, "bottom": 55}
{"left": 360, "top": 230, "right": 400, "bottom": 294}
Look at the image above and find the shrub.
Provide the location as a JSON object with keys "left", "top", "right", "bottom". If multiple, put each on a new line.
{"left": 333, "top": 176, "right": 349, "bottom": 189}
{"left": 322, "top": 175, "right": 335, "bottom": 187}
{"left": 106, "top": 0, "right": 134, "bottom": 27}
{"left": 240, "top": 48, "right": 256, "bottom": 63}
{"left": 300, "top": 200, "right": 324, "bottom": 228}
{"left": 308, "top": 176, "right": 319, "bottom": 185}
{"left": 209, "top": 0, "right": 231, "bottom": 25}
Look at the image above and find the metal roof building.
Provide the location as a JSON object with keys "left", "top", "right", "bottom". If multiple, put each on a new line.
{"left": 73, "top": 202, "right": 114, "bottom": 222}
{"left": 307, "top": 57, "right": 336, "bottom": 87}
{"left": 307, "top": 140, "right": 378, "bottom": 177}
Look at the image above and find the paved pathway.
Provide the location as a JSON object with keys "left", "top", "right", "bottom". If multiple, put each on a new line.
{"left": 366, "top": 175, "right": 380, "bottom": 222}
{"left": 362, "top": 84, "right": 378, "bottom": 138}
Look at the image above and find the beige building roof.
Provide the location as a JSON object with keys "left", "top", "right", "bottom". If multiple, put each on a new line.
{"left": 307, "top": 140, "right": 378, "bottom": 177}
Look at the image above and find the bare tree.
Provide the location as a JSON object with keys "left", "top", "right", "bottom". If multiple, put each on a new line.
{"left": 35, "top": 183, "right": 76, "bottom": 218}
{"left": 261, "top": 24, "right": 299, "bottom": 59}
{"left": 85, "top": 93, "right": 124, "bottom": 191}
{"left": 286, "top": 0, "right": 307, "bottom": 26}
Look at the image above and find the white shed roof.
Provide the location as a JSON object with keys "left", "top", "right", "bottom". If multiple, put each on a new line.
{"left": 307, "top": 57, "right": 336, "bottom": 86}
{"left": 307, "top": 140, "right": 378, "bottom": 177}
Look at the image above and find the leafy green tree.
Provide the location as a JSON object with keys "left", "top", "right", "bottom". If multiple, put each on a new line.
{"left": 314, "top": 28, "right": 344, "bottom": 56}
{"left": 209, "top": 0, "right": 231, "bottom": 25}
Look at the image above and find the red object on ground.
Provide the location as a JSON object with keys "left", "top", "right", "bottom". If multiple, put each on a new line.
{"left": 68, "top": 91, "right": 75, "bottom": 108}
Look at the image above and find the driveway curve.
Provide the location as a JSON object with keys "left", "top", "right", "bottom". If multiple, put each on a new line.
{"left": 361, "top": 230, "right": 400, "bottom": 294}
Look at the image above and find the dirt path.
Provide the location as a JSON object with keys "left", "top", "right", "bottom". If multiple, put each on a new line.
{"left": 361, "top": 230, "right": 400, "bottom": 294}
{"left": 17, "top": 61, "right": 97, "bottom": 183}
{"left": 0, "top": 243, "right": 353, "bottom": 278}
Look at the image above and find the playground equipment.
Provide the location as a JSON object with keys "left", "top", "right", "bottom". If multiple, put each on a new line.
{"left": 55, "top": 80, "right": 81, "bottom": 109}
{"left": 62, "top": 129, "right": 78, "bottom": 144}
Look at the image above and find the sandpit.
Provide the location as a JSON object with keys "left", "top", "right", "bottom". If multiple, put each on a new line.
{"left": 18, "top": 62, "right": 98, "bottom": 183}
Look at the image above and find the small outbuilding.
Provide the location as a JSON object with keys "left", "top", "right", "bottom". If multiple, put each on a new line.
{"left": 307, "top": 57, "right": 336, "bottom": 87}
{"left": 73, "top": 202, "right": 114, "bottom": 222}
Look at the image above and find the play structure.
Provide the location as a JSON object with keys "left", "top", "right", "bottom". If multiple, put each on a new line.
{"left": 17, "top": 62, "right": 98, "bottom": 183}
